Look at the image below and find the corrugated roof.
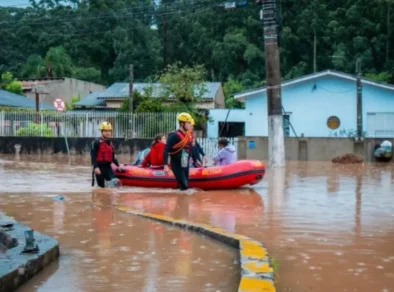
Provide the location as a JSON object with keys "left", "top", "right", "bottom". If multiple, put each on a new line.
{"left": 0, "top": 89, "right": 54, "bottom": 109}
{"left": 75, "top": 82, "right": 222, "bottom": 107}
{"left": 74, "top": 91, "right": 105, "bottom": 107}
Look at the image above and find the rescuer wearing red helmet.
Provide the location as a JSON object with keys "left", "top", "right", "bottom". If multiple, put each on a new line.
{"left": 91, "top": 122, "right": 121, "bottom": 188}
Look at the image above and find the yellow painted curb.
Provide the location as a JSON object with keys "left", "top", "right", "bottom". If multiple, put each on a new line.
{"left": 239, "top": 277, "right": 276, "bottom": 292}
{"left": 116, "top": 206, "right": 276, "bottom": 292}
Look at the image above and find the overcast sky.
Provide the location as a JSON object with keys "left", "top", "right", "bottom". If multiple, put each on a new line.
{"left": 0, "top": 0, "right": 31, "bottom": 7}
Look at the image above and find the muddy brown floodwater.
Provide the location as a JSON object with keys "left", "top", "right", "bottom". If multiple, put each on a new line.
{"left": 0, "top": 155, "right": 239, "bottom": 292}
{"left": 1, "top": 155, "right": 394, "bottom": 292}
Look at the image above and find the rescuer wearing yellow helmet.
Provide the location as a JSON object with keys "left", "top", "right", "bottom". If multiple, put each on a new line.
{"left": 91, "top": 121, "right": 121, "bottom": 188}
{"left": 163, "top": 112, "right": 196, "bottom": 190}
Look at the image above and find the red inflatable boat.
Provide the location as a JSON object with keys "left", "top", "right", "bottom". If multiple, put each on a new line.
{"left": 114, "top": 160, "right": 265, "bottom": 190}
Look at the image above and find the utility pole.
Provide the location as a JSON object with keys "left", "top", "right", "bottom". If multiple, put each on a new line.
{"left": 260, "top": 0, "right": 285, "bottom": 168}
{"left": 356, "top": 58, "right": 363, "bottom": 139}
{"left": 35, "top": 91, "right": 39, "bottom": 112}
{"left": 129, "top": 64, "right": 134, "bottom": 113}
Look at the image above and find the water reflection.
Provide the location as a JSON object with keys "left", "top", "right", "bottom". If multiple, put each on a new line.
{"left": 1, "top": 155, "right": 394, "bottom": 292}
{"left": 1, "top": 194, "right": 238, "bottom": 292}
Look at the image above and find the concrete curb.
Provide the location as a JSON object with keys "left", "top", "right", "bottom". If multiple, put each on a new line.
{"left": 0, "top": 213, "right": 60, "bottom": 292}
{"left": 117, "top": 206, "right": 276, "bottom": 292}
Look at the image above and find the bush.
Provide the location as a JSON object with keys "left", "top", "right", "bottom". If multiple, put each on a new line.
{"left": 16, "top": 123, "right": 53, "bottom": 137}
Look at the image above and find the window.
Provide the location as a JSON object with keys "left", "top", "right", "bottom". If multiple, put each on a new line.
{"left": 283, "top": 114, "right": 290, "bottom": 137}
{"left": 327, "top": 116, "right": 340, "bottom": 130}
{"left": 218, "top": 122, "right": 245, "bottom": 137}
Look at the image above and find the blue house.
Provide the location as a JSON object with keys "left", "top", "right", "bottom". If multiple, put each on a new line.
{"left": 74, "top": 82, "right": 225, "bottom": 110}
{"left": 208, "top": 70, "right": 394, "bottom": 138}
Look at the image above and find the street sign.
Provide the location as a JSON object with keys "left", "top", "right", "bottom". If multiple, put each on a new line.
{"left": 53, "top": 98, "right": 66, "bottom": 112}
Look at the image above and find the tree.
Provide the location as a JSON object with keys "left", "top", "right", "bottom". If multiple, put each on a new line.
{"left": 22, "top": 54, "right": 47, "bottom": 78}
{"left": 159, "top": 62, "right": 207, "bottom": 103}
{"left": 2, "top": 0, "right": 394, "bottom": 94}
{"left": 1, "top": 72, "right": 23, "bottom": 95}
{"left": 44, "top": 46, "right": 74, "bottom": 78}
{"left": 22, "top": 47, "right": 73, "bottom": 78}
{"left": 65, "top": 94, "right": 81, "bottom": 111}
{"left": 223, "top": 78, "right": 244, "bottom": 109}
{"left": 73, "top": 67, "right": 102, "bottom": 84}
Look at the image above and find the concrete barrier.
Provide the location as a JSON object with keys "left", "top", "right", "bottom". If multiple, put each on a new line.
{"left": 0, "top": 213, "right": 60, "bottom": 292}
{"left": 237, "top": 136, "right": 394, "bottom": 162}
{"left": 0, "top": 137, "right": 151, "bottom": 156}
{"left": 117, "top": 206, "right": 276, "bottom": 292}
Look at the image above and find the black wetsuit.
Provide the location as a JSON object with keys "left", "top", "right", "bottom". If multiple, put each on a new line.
{"left": 163, "top": 130, "right": 194, "bottom": 190}
{"left": 91, "top": 138, "right": 120, "bottom": 188}
{"left": 191, "top": 141, "right": 205, "bottom": 167}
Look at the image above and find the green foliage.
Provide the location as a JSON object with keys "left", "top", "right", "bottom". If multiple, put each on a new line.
{"left": 16, "top": 123, "right": 53, "bottom": 137}
{"left": 1, "top": 0, "right": 394, "bottom": 93}
{"left": 135, "top": 98, "right": 166, "bottom": 113}
{"left": 1, "top": 72, "right": 23, "bottom": 95}
{"left": 119, "top": 91, "right": 145, "bottom": 112}
{"left": 22, "top": 54, "right": 46, "bottom": 78}
{"left": 223, "top": 78, "right": 244, "bottom": 109}
{"left": 364, "top": 72, "right": 393, "bottom": 83}
{"left": 158, "top": 62, "right": 207, "bottom": 104}
{"left": 22, "top": 46, "right": 103, "bottom": 83}
{"left": 65, "top": 94, "right": 81, "bottom": 111}
{"left": 73, "top": 67, "right": 102, "bottom": 84}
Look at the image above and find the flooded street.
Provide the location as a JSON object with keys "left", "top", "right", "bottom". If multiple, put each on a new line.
{"left": 1, "top": 155, "right": 394, "bottom": 292}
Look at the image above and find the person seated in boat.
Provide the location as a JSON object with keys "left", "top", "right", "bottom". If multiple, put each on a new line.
{"left": 133, "top": 147, "right": 150, "bottom": 165}
{"left": 140, "top": 134, "right": 167, "bottom": 169}
{"left": 189, "top": 118, "right": 207, "bottom": 168}
{"left": 212, "top": 138, "right": 237, "bottom": 166}
{"left": 91, "top": 122, "right": 121, "bottom": 188}
{"left": 163, "top": 112, "right": 195, "bottom": 190}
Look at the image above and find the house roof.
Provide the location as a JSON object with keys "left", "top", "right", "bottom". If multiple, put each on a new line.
{"left": 0, "top": 89, "right": 54, "bottom": 109}
{"left": 74, "top": 91, "right": 105, "bottom": 108}
{"left": 234, "top": 70, "right": 394, "bottom": 100}
{"left": 75, "top": 82, "right": 222, "bottom": 108}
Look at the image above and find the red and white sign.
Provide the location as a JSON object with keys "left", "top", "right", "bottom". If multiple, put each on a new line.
{"left": 53, "top": 98, "right": 66, "bottom": 112}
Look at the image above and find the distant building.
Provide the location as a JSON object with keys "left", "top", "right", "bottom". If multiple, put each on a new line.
{"left": 20, "top": 78, "right": 105, "bottom": 108}
{"left": 0, "top": 89, "right": 53, "bottom": 110}
{"left": 208, "top": 70, "right": 394, "bottom": 138}
{"left": 74, "top": 82, "right": 225, "bottom": 110}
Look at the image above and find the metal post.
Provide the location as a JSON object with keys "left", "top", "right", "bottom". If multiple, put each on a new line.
{"left": 129, "top": 64, "right": 134, "bottom": 113}
{"left": 356, "top": 58, "right": 363, "bottom": 139}
{"left": 40, "top": 113, "right": 43, "bottom": 137}
{"left": 35, "top": 92, "right": 39, "bottom": 112}
{"left": 262, "top": 0, "right": 285, "bottom": 168}
{"left": 0, "top": 111, "right": 4, "bottom": 136}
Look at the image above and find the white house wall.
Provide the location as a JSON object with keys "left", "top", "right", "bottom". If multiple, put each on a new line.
{"left": 209, "top": 75, "right": 394, "bottom": 138}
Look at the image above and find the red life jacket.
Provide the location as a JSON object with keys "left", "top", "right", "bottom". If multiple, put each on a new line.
{"left": 169, "top": 130, "right": 192, "bottom": 155}
{"left": 96, "top": 139, "right": 113, "bottom": 163}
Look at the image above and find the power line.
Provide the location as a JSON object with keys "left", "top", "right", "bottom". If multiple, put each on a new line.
{"left": 2, "top": 6, "right": 212, "bottom": 38}
{"left": 0, "top": 0, "right": 214, "bottom": 28}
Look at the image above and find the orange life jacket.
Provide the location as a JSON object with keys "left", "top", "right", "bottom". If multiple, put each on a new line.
{"left": 169, "top": 130, "right": 192, "bottom": 155}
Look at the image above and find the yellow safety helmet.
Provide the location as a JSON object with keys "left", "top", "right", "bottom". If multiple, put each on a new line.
{"left": 99, "top": 121, "right": 112, "bottom": 131}
{"left": 177, "top": 112, "right": 193, "bottom": 123}
{"left": 190, "top": 118, "right": 195, "bottom": 126}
